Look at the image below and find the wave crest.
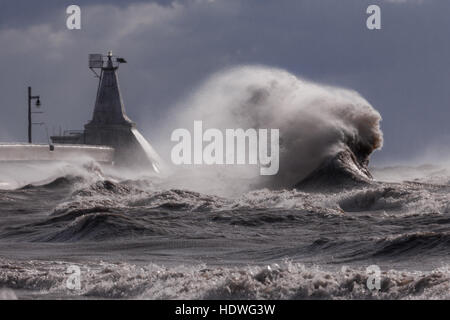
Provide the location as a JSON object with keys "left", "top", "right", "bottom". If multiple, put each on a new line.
{"left": 171, "top": 65, "right": 383, "bottom": 190}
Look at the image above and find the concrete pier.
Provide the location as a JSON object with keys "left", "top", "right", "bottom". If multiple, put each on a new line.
{"left": 0, "top": 144, "right": 114, "bottom": 164}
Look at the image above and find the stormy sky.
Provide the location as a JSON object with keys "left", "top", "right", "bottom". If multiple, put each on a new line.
{"left": 0, "top": 0, "right": 449, "bottom": 165}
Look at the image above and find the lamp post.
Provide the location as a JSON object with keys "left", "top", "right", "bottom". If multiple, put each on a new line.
{"left": 28, "top": 86, "right": 41, "bottom": 144}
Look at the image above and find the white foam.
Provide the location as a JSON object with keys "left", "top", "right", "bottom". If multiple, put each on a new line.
{"left": 0, "top": 258, "right": 448, "bottom": 299}
{"left": 167, "top": 65, "right": 382, "bottom": 190}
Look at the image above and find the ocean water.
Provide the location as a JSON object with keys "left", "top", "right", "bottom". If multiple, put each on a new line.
{"left": 0, "top": 162, "right": 449, "bottom": 300}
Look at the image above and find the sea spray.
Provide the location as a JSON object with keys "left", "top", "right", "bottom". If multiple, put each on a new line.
{"left": 163, "top": 65, "right": 383, "bottom": 191}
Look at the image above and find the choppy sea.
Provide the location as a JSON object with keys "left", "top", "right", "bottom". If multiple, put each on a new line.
{"left": 0, "top": 162, "right": 449, "bottom": 300}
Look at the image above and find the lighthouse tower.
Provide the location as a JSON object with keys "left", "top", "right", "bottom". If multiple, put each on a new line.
{"left": 85, "top": 51, "right": 134, "bottom": 128}
{"left": 52, "top": 51, "right": 162, "bottom": 172}
{"left": 84, "top": 51, "right": 161, "bottom": 171}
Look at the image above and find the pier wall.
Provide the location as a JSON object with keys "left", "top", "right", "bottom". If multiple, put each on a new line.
{"left": 0, "top": 144, "right": 114, "bottom": 163}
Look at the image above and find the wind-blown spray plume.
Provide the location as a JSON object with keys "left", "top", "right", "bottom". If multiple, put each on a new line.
{"left": 170, "top": 65, "right": 383, "bottom": 190}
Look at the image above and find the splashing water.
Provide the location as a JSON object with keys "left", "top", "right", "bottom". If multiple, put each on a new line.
{"left": 163, "top": 65, "right": 383, "bottom": 191}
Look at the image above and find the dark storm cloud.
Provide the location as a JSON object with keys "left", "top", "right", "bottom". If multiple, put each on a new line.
{"left": 0, "top": 0, "right": 448, "bottom": 164}
{"left": 0, "top": 0, "right": 176, "bottom": 27}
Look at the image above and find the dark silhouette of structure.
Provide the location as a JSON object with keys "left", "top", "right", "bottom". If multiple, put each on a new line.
{"left": 51, "top": 51, "right": 161, "bottom": 171}
{"left": 27, "top": 87, "right": 41, "bottom": 143}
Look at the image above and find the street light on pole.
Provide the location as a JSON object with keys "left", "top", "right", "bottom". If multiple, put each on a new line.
{"left": 28, "top": 86, "right": 42, "bottom": 144}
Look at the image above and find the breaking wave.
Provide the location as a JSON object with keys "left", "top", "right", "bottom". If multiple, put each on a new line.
{"left": 167, "top": 65, "right": 383, "bottom": 191}
{"left": 372, "top": 232, "right": 450, "bottom": 258}
{"left": 0, "top": 161, "right": 105, "bottom": 190}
